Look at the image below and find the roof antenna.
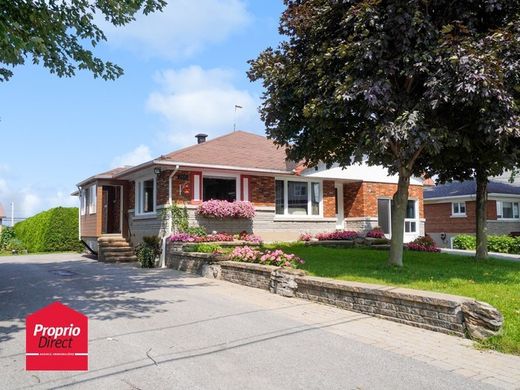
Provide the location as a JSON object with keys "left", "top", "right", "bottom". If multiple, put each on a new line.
{"left": 233, "top": 105, "right": 243, "bottom": 132}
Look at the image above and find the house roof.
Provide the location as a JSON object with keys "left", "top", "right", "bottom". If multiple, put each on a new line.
{"left": 156, "top": 131, "right": 296, "bottom": 172}
{"left": 76, "top": 166, "right": 131, "bottom": 187}
{"left": 0, "top": 202, "right": 5, "bottom": 218}
{"left": 424, "top": 180, "right": 520, "bottom": 199}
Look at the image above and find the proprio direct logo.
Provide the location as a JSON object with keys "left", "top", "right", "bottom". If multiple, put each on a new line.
{"left": 26, "top": 302, "right": 88, "bottom": 371}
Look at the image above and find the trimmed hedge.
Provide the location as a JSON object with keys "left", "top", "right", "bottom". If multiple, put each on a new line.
{"left": 453, "top": 234, "right": 520, "bottom": 254}
{"left": 14, "top": 207, "right": 82, "bottom": 253}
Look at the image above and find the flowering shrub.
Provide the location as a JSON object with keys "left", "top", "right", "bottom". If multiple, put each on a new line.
{"left": 366, "top": 228, "right": 385, "bottom": 239}
{"left": 197, "top": 233, "right": 234, "bottom": 242}
{"left": 315, "top": 231, "right": 358, "bottom": 241}
{"left": 406, "top": 236, "right": 440, "bottom": 252}
{"left": 406, "top": 242, "right": 441, "bottom": 253}
{"left": 169, "top": 231, "right": 260, "bottom": 243}
{"left": 197, "top": 200, "right": 255, "bottom": 219}
{"left": 260, "top": 249, "right": 305, "bottom": 267}
{"left": 230, "top": 246, "right": 304, "bottom": 268}
{"left": 170, "top": 233, "right": 196, "bottom": 242}
{"left": 299, "top": 233, "right": 313, "bottom": 241}
{"left": 230, "top": 246, "right": 262, "bottom": 262}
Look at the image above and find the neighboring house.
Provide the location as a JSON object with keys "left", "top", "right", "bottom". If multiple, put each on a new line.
{"left": 75, "top": 131, "right": 427, "bottom": 251}
{"left": 424, "top": 177, "right": 520, "bottom": 247}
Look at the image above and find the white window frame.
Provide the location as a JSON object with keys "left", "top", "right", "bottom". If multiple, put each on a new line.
{"left": 201, "top": 172, "right": 240, "bottom": 202}
{"left": 378, "top": 197, "right": 419, "bottom": 236}
{"left": 274, "top": 177, "right": 323, "bottom": 218}
{"left": 80, "top": 189, "right": 87, "bottom": 216}
{"left": 88, "top": 185, "right": 97, "bottom": 215}
{"left": 404, "top": 199, "right": 419, "bottom": 234}
{"left": 135, "top": 176, "right": 157, "bottom": 215}
{"left": 496, "top": 200, "right": 520, "bottom": 220}
{"left": 451, "top": 201, "right": 466, "bottom": 217}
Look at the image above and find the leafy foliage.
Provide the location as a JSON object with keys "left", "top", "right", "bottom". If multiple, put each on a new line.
{"left": 161, "top": 203, "right": 190, "bottom": 233}
{"left": 136, "top": 235, "right": 162, "bottom": 268}
{"left": 184, "top": 243, "right": 223, "bottom": 254}
{"left": 14, "top": 207, "right": 82, "bottom": 252}
{"left": 453, "top": 234, "right": 477, "bottom": 250}
{"left": 0, "top": 0, "right": 166, "bottom": 82}
{"left": 248, "top": 0, "right": 520, "bottom": 266}
{"left": 0, "top": 226, "right": 17, "bottom": 250}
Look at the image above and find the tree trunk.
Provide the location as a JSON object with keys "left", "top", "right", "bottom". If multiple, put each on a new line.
{"left": 388, "top": 169, "right": 411, "bottom": 267}
{"left": 475, "top": 171, "right": 489, "bottom": 260}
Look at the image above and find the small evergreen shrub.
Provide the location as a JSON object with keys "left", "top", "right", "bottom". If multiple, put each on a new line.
{"left": 136, "top": 236, "right": 162, "bottom": 268}
{"left": 136, "top": 246, "right": 156, "bottom": 268}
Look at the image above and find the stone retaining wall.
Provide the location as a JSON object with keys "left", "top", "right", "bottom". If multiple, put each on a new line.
{"left": 165, "top": 247, "right": 503, "bottom": 340}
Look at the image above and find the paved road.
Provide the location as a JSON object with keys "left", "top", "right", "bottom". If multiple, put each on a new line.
{"left": 0, "top": 254, "right": 518, "bottom": 389}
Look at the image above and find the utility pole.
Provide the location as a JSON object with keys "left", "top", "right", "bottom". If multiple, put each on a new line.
{"left": 233, "top": 105, "right": 243, "bottom": 132}
{"left": 11, "top": 201, "right": 14, "bottom": 227}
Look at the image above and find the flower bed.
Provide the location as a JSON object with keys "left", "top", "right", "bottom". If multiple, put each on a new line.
{"left": 230, "top": 246, "right": 304, "bottom": 268}
{"left": 197, "top": 200, "right": 255, "bottom": 219}
{"left": 315, "top": 231, "right": 358, "bottom": 241}
{"left": 169, "top": 231, "right": 262, "bottom": 244}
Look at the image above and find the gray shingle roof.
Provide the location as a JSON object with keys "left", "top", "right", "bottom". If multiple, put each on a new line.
{"left": 424, "top": 180, "right": 520, "bottom": 199}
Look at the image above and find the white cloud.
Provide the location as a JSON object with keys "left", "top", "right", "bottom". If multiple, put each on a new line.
{"left": 111, "top": 145, "right": 152, "bottom": 168}
{"left": 105, "top": 0, "right": 251, "bottom": 60}
{"left": 147, "top": 66, "right": 263, "bottom": 147}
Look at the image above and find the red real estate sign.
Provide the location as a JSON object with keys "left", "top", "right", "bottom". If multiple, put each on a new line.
{"left": 26, "top": 302, "right": 88, "bottom": 371}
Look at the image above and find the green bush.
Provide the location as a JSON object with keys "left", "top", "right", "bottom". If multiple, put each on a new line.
{"left": 136, "top": 236, "right": 162, "bottom": 268}
{"left": 453, "top": 234, "right": 520, "bottom": 254}
{"left": 14, "top": 207, "right": 82, "bottom": 253}
{"left": 0, "top": 227, "right": 17, "bottom": 250}
{"left": 184, "top": 243, "right": 223, "bottom": 253}
{"left": 487, "top": 235, "right": 515, "bottom": 253}
{"left": 452, "top": 234, "right": 476, "bottom": 250}
{"left": 186, "top": 226, "right": 207, "bottom": 236}
{"left": 136, "top": 246, "right": 156, "bottom": 268}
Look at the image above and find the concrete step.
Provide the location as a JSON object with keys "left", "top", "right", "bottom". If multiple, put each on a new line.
{"left": 103, "top": 255, "right": 138, "bottom": 263}
{"left": 103, "top": 251, "right": 135, "bottom": 258}
{"left": 98, "top": 238, "right": 127, "bottom": 244}
{"left": 100, "top": 246, "right": 134, "bottom": 252}
{"left": 99, "top": 241, "right": 131, "bottom": 248}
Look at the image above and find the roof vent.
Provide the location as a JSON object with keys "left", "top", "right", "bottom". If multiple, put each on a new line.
{"left": 195, "top": 133, "right": 208, "bottom": 144}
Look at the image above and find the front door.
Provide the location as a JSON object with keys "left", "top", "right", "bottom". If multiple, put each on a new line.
{"left": 102, "top": 186, "right": 122, "bottom": 234}
{"left": 335, "top": 183, "right": 344, "bottom": 230}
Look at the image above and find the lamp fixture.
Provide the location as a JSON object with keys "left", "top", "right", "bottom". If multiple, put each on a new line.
{"left": 154, "top": 167, "right": 162, "bottom": 175}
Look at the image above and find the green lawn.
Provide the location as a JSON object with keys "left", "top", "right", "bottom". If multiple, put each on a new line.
{"left": 274, "top": 244, "right": 520, "bottom": 355}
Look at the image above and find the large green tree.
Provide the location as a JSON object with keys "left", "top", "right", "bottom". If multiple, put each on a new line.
{"left": 0, "top": 0, "right": 166, "bottom": 82}
{"left": 249, "top": 0, "right": 520, "bottom": 266}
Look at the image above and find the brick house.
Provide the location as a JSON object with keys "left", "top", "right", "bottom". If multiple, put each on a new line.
{"left": 75, "top": 131, "right": 427, "bottom": 251}
{"left": 424, "top": 179, "right": 520, "bottom": 247}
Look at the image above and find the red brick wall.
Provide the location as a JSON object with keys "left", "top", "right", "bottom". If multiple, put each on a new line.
{"left": 343, "top": 182, "right": 364, "bottom": 218}
{"left": 425, "top": 200, "right": 497, "bottom": 233}
{"left": 344, "top": 182, "right": 424, "bottom": 218}
{"left": 249, "top": 176, "right": 275, "bottom": 207}
{"left": 323, "top": 180, "right": 336, "bottom": 218}
{"left": 156, "top": 170, "right": 171, "bottom": 205}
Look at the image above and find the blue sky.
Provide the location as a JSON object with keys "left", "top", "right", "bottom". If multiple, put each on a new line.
{"left": 0, "top": 0, "right": 284, "bottom": 221}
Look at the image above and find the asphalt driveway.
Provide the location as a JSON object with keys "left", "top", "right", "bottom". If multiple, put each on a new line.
{"left": 0, "top": 253, "right": 517, "bottom": 389}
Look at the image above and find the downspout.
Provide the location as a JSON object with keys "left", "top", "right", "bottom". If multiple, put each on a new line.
{"left": 161, "top": 165, "right": 180, "bottom": 268}
{"left": 77, "top": 186, "right": 82, "bottom": 240}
